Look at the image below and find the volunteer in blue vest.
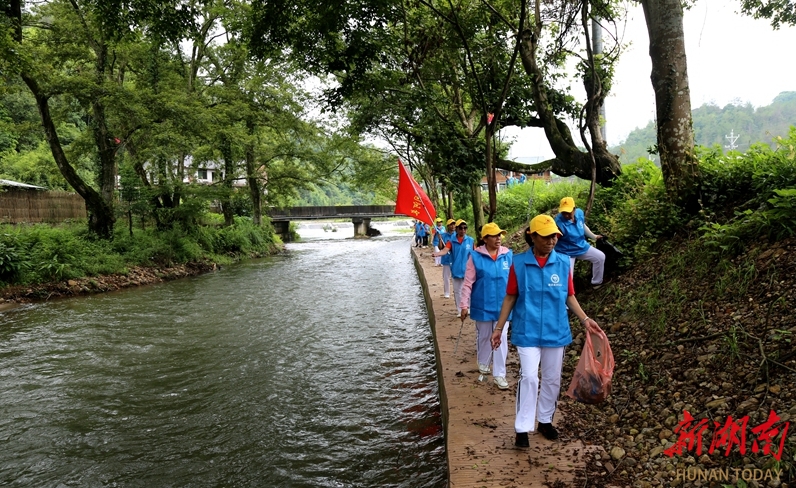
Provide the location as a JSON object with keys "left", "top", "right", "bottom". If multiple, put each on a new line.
{"left": 433, "top": 219, "right": 474, "bottom": 316}
{"left": 459, "top": 222, "right": 513, "bottom": 390}
{"left": 554, "top": 196, "right": 606, "bottom": 287}
{"left": 414, "top": 220, "right": 428, "bottom": 248}
{"left": 432, "top": 218, "right": 445, "bottom": 266}
{"left": 491, "top": 214, "right": 602, "bottom": 448}
{"left": 439, "top": 218, "right": 456, "bottom": 298}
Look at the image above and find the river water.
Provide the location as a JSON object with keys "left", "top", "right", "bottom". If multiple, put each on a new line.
{"left": 0, "top": 223, "right": 446, "bottom": 487}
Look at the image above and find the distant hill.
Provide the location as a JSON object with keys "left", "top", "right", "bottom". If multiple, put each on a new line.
{"left": 611, "top": 91, "right": 796, "bottom": 164}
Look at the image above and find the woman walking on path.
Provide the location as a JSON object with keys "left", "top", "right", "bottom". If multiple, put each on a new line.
{"left": 459, "top": 223, "right": 513, "bottom": 390}
{"left": 554, "top": 197, "right": 606, "bottom": 287}
{"left": 439, "top": 219, "right": 456, "bottom": 298}
{"left": 432, "top": 218, "right": 445, "bottom": 266}
{"left": 491, "top": 215, "right": 602, "bottom": 448}
{"left": 433, "top": 219, "right": 474, "bottom": 315}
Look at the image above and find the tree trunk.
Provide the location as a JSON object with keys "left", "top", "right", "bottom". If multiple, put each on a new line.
{"left": 470, "top": 183, "right": 484, "bottom": 235}
{"left": 7, "top": 0, "right": 115, "bottom": 238}
{"left": 220, "top": 135, "right": 235, "bottom": 227}
{"left": 485, "top": 125, "right": 497, "bottom": 223}
{"left": 245, "top": 121, "right": 263, "bottom": 226}
{"left": 24, "top": 76, "right": 115, "bottom": 238}
{"left": 641, "top": 0, "right": 700, "bottom": 208}
{"left": 516, "top": 1, "right": 621, "bottom": 186}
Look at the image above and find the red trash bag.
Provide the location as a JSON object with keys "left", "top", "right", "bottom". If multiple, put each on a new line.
{"left": 566, "top": 328, "right": 615, "bottom": 404}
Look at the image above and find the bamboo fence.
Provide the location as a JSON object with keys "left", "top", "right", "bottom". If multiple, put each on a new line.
{"left": 0, "top": 189, "right": 86, "bottom": 223}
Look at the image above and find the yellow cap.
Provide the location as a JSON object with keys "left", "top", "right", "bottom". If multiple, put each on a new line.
{"left": 529, "top": 215, "right": 562, "bottom": 236}
{"left": 435, "top": 217, "right": 442, "bottom": 222}
{"left": 446, "top": 218, "right": 456, "bottom": 226}
{"left": 559, "top": 197, "right": 576, "bottom": 213}
{"left": 480, "top": 222, "right": 507, "bottom": 239}
{"left": 455, "top": 219, "right": 467, "bottom": 227}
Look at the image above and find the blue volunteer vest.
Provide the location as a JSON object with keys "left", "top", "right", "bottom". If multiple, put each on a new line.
{"left": 510, "top": 250, "right": 572, "bottom": 348}
{"left": 432, "top": 225, "right": 445, "bottom": 246}
{"left": 440, "top": 231, "right": 453, "bottom": 266}
{"left": 469, "top": 249, "right": 513, "bottom": 322}
{"left": 450, "top": 235, "right": 474, "bottom": 279}
{"left": 554, "top": 208, "right": 590, "bottom": 256}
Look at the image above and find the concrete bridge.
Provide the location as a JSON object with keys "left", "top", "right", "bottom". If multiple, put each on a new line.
{"left": 267, "top": 205, "right": 404, "bottom": 239}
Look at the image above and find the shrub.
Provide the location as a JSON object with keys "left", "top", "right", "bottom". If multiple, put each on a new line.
{"left": 495, "top": 179, "right": 589, "bottom": 230}
{"left": 0, "top": 232, "right": 28, "bottom": 283}
{"left": 0, "top": 217, "right": 280, "bottom": 287}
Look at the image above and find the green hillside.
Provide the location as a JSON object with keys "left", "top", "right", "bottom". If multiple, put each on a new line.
{"left": 612, "top": 91, "right": 796, "bottom": 164}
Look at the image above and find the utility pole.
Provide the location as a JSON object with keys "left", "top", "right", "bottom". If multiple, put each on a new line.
{"left": 725, "top": 129, "right": 740, "bottom": 151}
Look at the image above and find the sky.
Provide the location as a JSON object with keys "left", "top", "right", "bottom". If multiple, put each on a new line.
{"left": 504, "top": 0, "right": 796, "bottom": 160}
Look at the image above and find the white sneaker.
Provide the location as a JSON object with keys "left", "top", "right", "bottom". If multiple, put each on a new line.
{"left": 444, "top": 294, "right": 450, "bottom": 298}
{"left": 493, "top": 376, "right": 509, "bottom": 390}
{"left": 478, "top": 363, "right": 491, "bottom": 374}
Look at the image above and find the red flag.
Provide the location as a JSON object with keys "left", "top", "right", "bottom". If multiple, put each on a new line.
{"left": 394, "top": 160, "right": 436, "bottom": 226}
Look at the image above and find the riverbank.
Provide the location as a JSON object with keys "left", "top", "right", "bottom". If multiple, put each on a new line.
{"left": 0, "top": 261, "right": 223, "bottom": 306}
{"left": 0, "top": 219, "right": 282, "bottom": 307}
{"left": 411, "top": 246, "right": 612, "bottom": 488}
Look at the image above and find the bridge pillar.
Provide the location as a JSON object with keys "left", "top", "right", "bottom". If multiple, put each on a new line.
{"left": 272, "top": 220, "right": 291, "bottom": 241}
{"left": 352, "top": 217, "right": 371, "bottom": 237}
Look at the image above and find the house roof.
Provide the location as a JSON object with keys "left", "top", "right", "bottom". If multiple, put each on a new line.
{"left": 0, "top": 179, "right": 46, "bottom": 190}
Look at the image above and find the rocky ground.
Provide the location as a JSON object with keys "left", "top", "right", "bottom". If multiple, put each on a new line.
{"left": 502, "top": 234, "right": 796, "bottom": 488}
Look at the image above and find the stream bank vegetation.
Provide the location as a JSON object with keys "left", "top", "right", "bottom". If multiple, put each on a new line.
{"left": 0, "top": 213, "right": 280, "bottom": 302}
{"left": 495, "top": 129, "right": 796, "bottom": 487}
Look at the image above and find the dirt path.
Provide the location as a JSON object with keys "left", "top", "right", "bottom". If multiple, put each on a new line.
{"left": 411, "top": 247, "right": 614, "bottom": 487}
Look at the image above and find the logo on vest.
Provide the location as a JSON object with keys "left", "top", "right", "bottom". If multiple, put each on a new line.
{"left": 549, "top": 274, "right": 562, "bottom": 287}
{"left": 502, "top": 261, "right": 510, "bottom": 270}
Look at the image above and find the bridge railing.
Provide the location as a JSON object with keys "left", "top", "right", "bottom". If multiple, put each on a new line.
{"left": 267, "top": 205, "right": 399, "bottom": 220}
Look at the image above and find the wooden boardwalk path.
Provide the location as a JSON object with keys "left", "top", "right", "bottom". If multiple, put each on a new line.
{"left": 412, "top": 247, "right": 601, "bottom": 487}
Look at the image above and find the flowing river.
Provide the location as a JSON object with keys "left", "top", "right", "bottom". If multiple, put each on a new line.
{"left": 0, "top": 223, "right": 446, "bottom": 487}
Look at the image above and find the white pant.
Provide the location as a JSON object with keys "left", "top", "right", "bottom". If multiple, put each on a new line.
{"left": 452, "top": 278, "right": 464, "bottom": 314}
{"left": 442, "top": 265, "right": 451, "bottom": 296}
{"left": 515, "top": 346, "right": 565, "bottom": 433}
{"left": 569, "top": 246, "right": 606, "bottom": 285}
{"left": 475, "top": 321, "right": 508, "bottom": 378}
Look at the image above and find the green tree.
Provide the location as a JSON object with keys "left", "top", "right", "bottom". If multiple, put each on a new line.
{"left": 245, "top": 0, "right": 626, "bottom": 199}
{"left": 741, "top": 0, "right": 796, "bottom": 28}
{"left": 1, "top": 0, "right": 193, "bottom": 238}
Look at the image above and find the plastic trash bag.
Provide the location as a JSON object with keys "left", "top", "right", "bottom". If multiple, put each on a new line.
{"left": 566, "top": 328, "right": 615, "bottom": 404}
{"left": 596, "top": 238, "right": 623, "bottom": 276}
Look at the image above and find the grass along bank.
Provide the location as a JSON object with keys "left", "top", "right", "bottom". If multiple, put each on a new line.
{"left": 0, "top": 214, "right": 281, "bottom": 303}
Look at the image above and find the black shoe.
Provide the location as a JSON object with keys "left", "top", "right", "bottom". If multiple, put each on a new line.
{"left": 537, "top": 422, "right": 559, "bottom": 440}
{"left": 515, "top": 432, "right": 529, "bottom": 448}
